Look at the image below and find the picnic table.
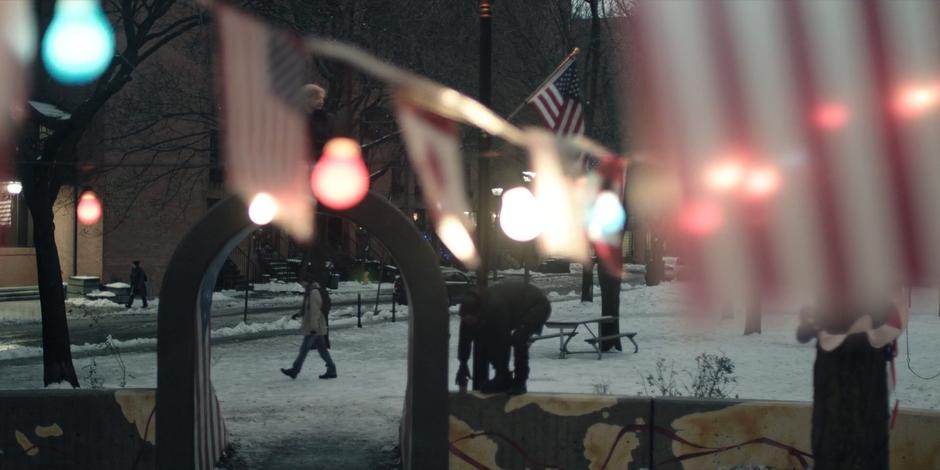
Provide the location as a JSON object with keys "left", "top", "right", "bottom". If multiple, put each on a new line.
{"left": 532, "top": 316, "right": 638, "bottom": 359}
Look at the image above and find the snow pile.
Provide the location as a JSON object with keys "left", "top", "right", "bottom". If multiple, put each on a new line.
{"left": 67, "top": 297, "right": 120, "bottom": 308}
{"left": 105, "top": 282, "right": 130, "bottom": 288}
{"left": 213, "top": 316, "right": 299, "bottom": 337}
{"left": 253, "top": 282, "right": 304, "bottom": 293}
{"left": 86, "top": 290, "right": 116, "bottom": 298}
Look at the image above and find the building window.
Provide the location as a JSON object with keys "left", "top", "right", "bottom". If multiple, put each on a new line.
{"left": 0, "top": 182, "right": 32, "bottom": 247}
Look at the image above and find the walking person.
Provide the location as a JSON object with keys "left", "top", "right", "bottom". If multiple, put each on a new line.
{"left": 125, "top": 260, "right": 148, "bottom": 308}
{"left": 282, "top": 276, "right": 337, "bottom": 380}
{"left": 456, "top": 282, "right": 551, "bottom": 395}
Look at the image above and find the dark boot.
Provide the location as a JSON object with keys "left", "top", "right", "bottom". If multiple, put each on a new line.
{"left": 508, "top": 366, "right": 528, "bottom": 396}
{"left": 480, "top": 371, "right": 512, "bottom": 394}
{"left": 280, "top": 368, "right": 297, "bottom": 379}
{"left": 319, "top": 366, "right": 337, "bottom": 379}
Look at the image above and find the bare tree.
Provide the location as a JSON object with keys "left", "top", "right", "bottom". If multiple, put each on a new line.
{"left": 18, "top": 0, "right": 207, "bottom": 387}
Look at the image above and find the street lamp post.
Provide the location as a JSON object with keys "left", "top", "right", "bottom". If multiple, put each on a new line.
{"left": 473, "top": 0, "right": 494, "bottom": 391}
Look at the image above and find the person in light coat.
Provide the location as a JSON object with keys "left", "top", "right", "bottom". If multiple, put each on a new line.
{"left": 281, "top": 278, "right": 337, "bottom": 379}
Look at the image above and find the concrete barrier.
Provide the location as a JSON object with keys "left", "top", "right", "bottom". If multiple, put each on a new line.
{"left": 450, "top": 392, "right": 653, "bottom": 469}
{"left": 3, "top": 389, "right": 937, "bottom": 469}
{"left": 0, "top": 389, "right": 155, "bottom": 470}
{"left": 450, "top": 392, "right": 940, "bottom": 469}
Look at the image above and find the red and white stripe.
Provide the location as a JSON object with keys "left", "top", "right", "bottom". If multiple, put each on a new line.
{"left": 531, "top": 90, "right": 583, "bottom": 136}
{"left": 635, "top": 0, "right": 940, "bottom": 316}
{"left": 395, "top": 100, "right": 480, "bottom": 269}
{"left": 527, "top": 61, "right": 584, "bottom": 138}
{"left": 215, "top": 3, "right": 314, "bottom": 241}
{"left": 0, "top": 1, "right": 31, "bottom": 181}
{"left": 194, "top": 305, "right": 227, "bottom": 470}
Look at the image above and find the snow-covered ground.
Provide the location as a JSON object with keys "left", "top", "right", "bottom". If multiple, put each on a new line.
{"left": 1, "top": 283, "right": 939, "bottom": 467}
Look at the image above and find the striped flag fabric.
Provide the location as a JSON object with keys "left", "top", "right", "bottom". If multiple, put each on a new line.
{"left": 633, "top": 0, "right": 940, "bottom": 338}
{"left": 215, "top": 2, "right": 314, "bottom": 241}
{"left": 0, "top": 1, "right": 32, "bottom": 180}
{"left": 524, "top": 127, "right": 591, "bottom": 264}
{"left": 585, "top": 155, "right": 628, "bottom": 278}
{"left": 528, "top": 57, "right": 584, "bottom": 139}
{"left": 395, "top": 98, "right": 480, "bottom": 269}
{"left": 526, "top": 57, "right": 599, "bottom": 171}
{"left": 194, "top": 271, "right": 227, "bottom": 470}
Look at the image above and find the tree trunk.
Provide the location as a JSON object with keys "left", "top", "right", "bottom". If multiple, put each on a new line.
{"left": 580, "top": 259, "right": 594, "bottom": 302}
{"left": 812, "top": 334, "right": 888, "bottom": 469}
{"left": 645, "top": 234, "right": 664, "bottom": 286}
{"left": 26, "top": 185, "right": 79, "bottom": 388}
{"left": 743, "top": 294, "right": 761, "bottom": 335}
{"left": 598, "top": 264, "right": 622, "bottom": 352}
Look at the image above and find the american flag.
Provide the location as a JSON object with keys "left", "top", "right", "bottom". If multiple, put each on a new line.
{"left": 634, "top": 1, "right": 940, "bottom": 335}
{"left": 215, "top": 2, "right": 314, "bottom": 241}
{"left": 528, "top": 58, "right": 584, "bottom": 138}
{"left": 395, "top": 99, "right": 480, "bottom": 269}
{"left": 527, "top": 57, "right": 599, "bottom": 172}
{"left": 194, "top": 270, "right": 227, "bottom": 470}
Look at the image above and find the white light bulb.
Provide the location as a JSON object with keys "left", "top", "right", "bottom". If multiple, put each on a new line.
{"left": 6, "top": 181, "right": 23, "bottom": 195}
{"left": 248, "top": 193, "right": 278, "bottom": 225}
{"left": 499, "top": 187, "right": 543, "bottom": 242}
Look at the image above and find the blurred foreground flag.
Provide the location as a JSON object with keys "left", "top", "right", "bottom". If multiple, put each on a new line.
{"left": 214, "top": 2, "right": 314, "bottom": 240}
{"left": 585, "top": 155, "right": 627, "bottom": 278}
{"left": 634, "top": 0, "right": 940, "bottom": 318}
{"left": 395, "top": 98, "right": 479, "bottom": 269}
{"left": 0, "top": 1, "right": 34, "bottom": 176}
{"left": 525, "top": 127, "right": 590, "bottom": 264}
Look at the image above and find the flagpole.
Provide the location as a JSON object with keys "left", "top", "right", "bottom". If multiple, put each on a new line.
{"left": 505, "top": 47, "right": 581, "bottom": 122}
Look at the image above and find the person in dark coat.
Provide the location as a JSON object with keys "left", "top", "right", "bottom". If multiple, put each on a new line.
{"left": 456, "top": 282, "right": 551, "bottom": 395}
{"left": 302, "top": 83, "right": 335, "bottom": 157}
{"left": 126, "top": 260, "right": 148, "bottom": 308}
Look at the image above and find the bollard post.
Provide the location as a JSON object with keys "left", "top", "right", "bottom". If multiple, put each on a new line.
{"left": 357, "top": 293, "right": 362, "bottom": 328}
{"left": 391, "top": 298, "right": 396, "bottom": 323}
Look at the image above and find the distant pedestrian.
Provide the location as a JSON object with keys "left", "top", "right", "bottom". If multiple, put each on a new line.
{"left": 282, "top": 276, "right": 337, "bottom": 380}
{"left": 126, "top": 260, "right": 148, "bottom": 308}
{"left": 302, "top": 83, "right": 335, "bottom": 157}
{"left": 456, "top": 282, "right": 551, "bottom": 395}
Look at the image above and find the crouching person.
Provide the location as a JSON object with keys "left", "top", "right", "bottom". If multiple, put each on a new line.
{"left": 456, "top": 282, "right": 551, "bottom": 395}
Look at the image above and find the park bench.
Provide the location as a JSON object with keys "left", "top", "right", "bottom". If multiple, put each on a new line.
{"left": 584, "top": 332, "right": 639, "bottom": 359}
{"left": 529, "top": 331, "right": 578, "bottom": 359}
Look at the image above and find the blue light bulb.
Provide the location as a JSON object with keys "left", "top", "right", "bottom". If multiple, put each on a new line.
{"left": 41, "top": 0, "right": 115, "bottom": 85}
{"left": 588, "top": 191, "right": 626, "bottom": 238}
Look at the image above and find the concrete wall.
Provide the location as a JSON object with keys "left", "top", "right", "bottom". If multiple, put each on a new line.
{"left": 449, "top": 392, "right": 940, "bottom": 469}
{"left": 0, "top": 186, "right": 103, "bottom": 289}
{"left": 0, "top": 247, "right": 38, "bottom": 286}
{"left": 53, "top": 186, "right": 104, "bottom": 280}
{"left": 3, "top": 389, "right": 938, "bottom": 469}
{"left": 0, "top": 389, "right": 155, "bottom": 470}
{"left": 450, "top": 393, "right": 653, "bottom": 469}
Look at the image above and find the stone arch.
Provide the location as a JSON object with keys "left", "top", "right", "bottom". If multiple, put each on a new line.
{"left": 156, "top": 193, "right": 449, "bottom": 469}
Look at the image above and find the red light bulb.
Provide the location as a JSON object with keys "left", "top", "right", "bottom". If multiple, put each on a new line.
{"left": 76, "top": 189, "right": 102, "bottom": 225}
{"left": 310, "top": 138, "right": 369, "bottom": 210}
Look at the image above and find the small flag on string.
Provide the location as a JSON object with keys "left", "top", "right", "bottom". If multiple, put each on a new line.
{"left": 584, "top": 155, "right": 628, "bottom": 277}
{"left": 395, "top": 98, "right": 479, "bottom": 269}
{"left": 524, "top": 127, "right": 590, "bottom": 264}
{"left": 0, "top": 0, "right": 33, "bottom": 178}
{"left": 634, "top": 0, "right": 940, "bottom": 344}
{"left": 214, "top": 2, "right": 314, "bottom": 240}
